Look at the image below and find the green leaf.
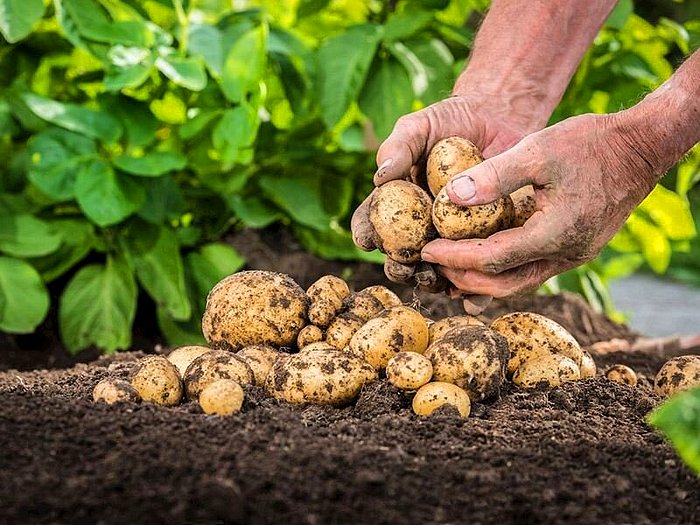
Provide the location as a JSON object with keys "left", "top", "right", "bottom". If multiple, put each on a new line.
{"left": 179, "top": 110, "right": 221, "bottom": 140}
{"left": 157, "top": 306, "right": 206, "bottom": 347}
{"left": 188, "top": 23, "right": 224, "bottom": 77}
{"left": 383, "top": 9, "right": 433, "bottom": 42}
{"left": 21, "top": 92, "right": 123, "bottom": 143}
{"left": 317, "top": 24, "right": 382, "bottom": 128}
{"left": 295, "top": 225, "right": 385, "bottom": 263}
{"left": 113, "top": 151, "right": 187, "bottom": 177}
{"left": 29, "top": 219, "right": 95, "bottom": 282}
{"left": 0, "top": 214, "right": 62, "bottom": 257}
{"left": 228, "top": 195, "right": 282, "bottom": 228}
{"left": 59, "top": 255, "right": 137, "bottom": 353}
{"left": 137, "top": 177, "right": 186, "bottom": 224}
{"left": 625, "top": 213, "right": 671, "bottom": 273}
{"left": 212, "top": 104, "right": 260, "bottom": 166}
{"left": 0, "top": 256, "right": 49, "bottom": 333}
{"left": 648, "top": 387, "right": 700, "bottom": 475}
{"left": 186, "top": 242, "right": 245, "bottom": 311}
{"left": 403, "top": 37, "right": 454, "bottom": 104}
{"left": 104, "top": 46, "right": 153, "bottom": 91}
{"left": 155, "top": 55, "right": 207, "bottom": 91}
{"left": 638, "top": 185, "right": 696, "bottom": 241}
{"left": 221, "top": 23, "right": 267, "bottom": 103}
{"left": 0, "top": 0, "right": 46, "bottom": 43}
{"left": 606, "top": 0, "right": 633, "bottom": 30}
{"left": 150, "top": 92, "right": 187, "bottom": 125}
{"left": 81, "top": 20, "right": 150, "bottom": 47}
{"left": 259, "top": 174, "right": 332, "bottom": 230}
{"left": 107, "top": 96, "right": 160, "bottom": 148}
{"left": 75, "top": 159, "right": 145, "bottom": 227}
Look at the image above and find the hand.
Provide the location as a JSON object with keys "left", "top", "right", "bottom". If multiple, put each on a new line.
{"left": 421, "top": 112, "right": 659, "bottom": 298}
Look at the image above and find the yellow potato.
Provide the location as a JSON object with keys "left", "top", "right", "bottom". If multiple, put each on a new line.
{"left": 605, "top": 364, "right": 637, "bottom": 386}
{"left": 325, "top": 313, "right": 365, "bottom": 349}
{"left": 426, "top": 136, "right": 483, "bottom": 197}
{"left": 183, "top": 350, "right": 255, "bottom": 401}
{"left": 298, "top": 342, "right": 336, "bottom": 352}
{"left": 510, "top": 185, "right": 537, "bottom": 228}
{"left": 236, "top": 344, "right": 282, "bottom": 386}
{"left": 130, "top": 356, "right": 183, "bottom": 407}
{"left": 412, "top": 382, "right": 471, "bottom": 418}
{"left": 345, "top": 291, "right": 386, "bottom": 322}
{"left": 93, "top": 378, "right": 141, "bottom": 405}
{"left": 579, "top": 350, "right": 597, "bottom": 379}
{"left": 360, "top": 285, "right": 402, "bottom": 309}
{"left": 512, "top": 353, "right": 580, "bottom": 389}
{"left": 297, "top": 324, "right": 324, "bottom": 348}
{"left": 386, "top": 352, "right": 433, "bottom": 390}
{"left": 306, "top": 275, "right": 349, "bottom": 327}
{"left": 199, "top": 379, "right": 244, "bottom": 416}
{"left": 654, "top": 355, "right": 700, "bottom": 397}
{"left": 308, "top": 298, "right": 343, "bottom": 327}
{"left": 428, "top": 315, "right": 485, "bottom": 345}
{"left": 167, "top": 345, "right": 210, "bottom": 377}
{"left": 432, "top": 187, "right": 514, "bottom": 240}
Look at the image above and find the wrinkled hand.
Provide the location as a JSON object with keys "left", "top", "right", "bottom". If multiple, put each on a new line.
{"left": 421, "top": 112, "right": 658, "bottom": 298}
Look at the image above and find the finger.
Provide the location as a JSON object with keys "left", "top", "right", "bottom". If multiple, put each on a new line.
{"left": 374, "top": 114, "right": 428, "bottom": 185}
{"left": 351, "top": 190, "right": 377, "bottom": 251}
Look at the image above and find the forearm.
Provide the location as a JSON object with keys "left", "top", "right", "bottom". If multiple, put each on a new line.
{"left": 454, "top": 0, "right": 617, "bottom": 134}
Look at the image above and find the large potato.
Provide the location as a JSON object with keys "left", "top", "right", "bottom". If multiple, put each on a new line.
{"left": 654, "top": 355, "right": 700, "bottom": 397}
{"left": 425, "top": 326, "right": 509, "bottom": 401}
{"left": 426, "top": 136, "right": 483, "bottom": 197}
{"left": 202, "top": 270, "right": 307, "bottom": 350}
{"left": 167, "top": 345, "right": 210, "bottom": 377}
{"left": 428, "top": 315, "right": 484, "bottom": 345}
{"left": 349, "top": 306, "right": 430, "bottom": 370}
{"left": 265, "top": 349, "right": 378, "bottom": 406}
{"left": 184, "top": 350, "right": 255, "bottom": 401}
{"left": 369, "top": 180, "right": 436, "bottom": 264}
{"left": 512, "top": 353, "right": 580, "bottom": 389}
{"left": 130, "top": 356, "right": 183, "bottom": 407}
{"left": 432, "top": 187, "right": 514, "bottom": 240}
{"left": 236, "top": 344, "right": 282, "bottom": 386}
{"left": 412, "top": 382, "right": 471, "bottom": 418}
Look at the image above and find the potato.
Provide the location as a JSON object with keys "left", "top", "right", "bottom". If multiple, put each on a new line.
{"left": 307, "top": 275, "right": 350, "bottom": 327}
{"left": 428, "top": 315, "right": 484, "bottom": 345}
{"left": 412, "top": 382, "right": 471, "bottom": 418}
{"left": 510, "top": 185, "right": 536, "bottom": 227}
{"left": 93, "top": 378, "right": 141, "bottom": 405}
{"left": 184, "top": 350, "right": 255, "bottom": 401}
{"left": 202, "top": 270, "right": 307, "bottom": 351}
{"left": 265, "top": 349, "right": 378, "bottom": 406}
{"left": 344, "top": 291, "right": 386, "bottom": 322}
{"left": 490, "top": 312, "right": 583, "bottom": 377}
{"left": 426, "top": 136, "right": 483, "bottom": 197}
{"left": 605, "top": 364, "right": 637, "bottom": 386}
{"left": 308, "top": 299, "right": 342, "bottom": 328}
{"left": 298, "top": 341, "right": 336, "bottom": 352}
{"left": 360, "top": 285, "right": 402, "bottom": 309}
{"left": 199, "top": 379, "right": 245, "bottom": 416}
{"left": 130, "top": 356, "right": 183, "bottom": 407}
{"left": 236, "top": 344, "right": 282, "bottom": 386}
{"left": 579, "top": 350, "right": 597, "bottom": 379}
{"left": 386, "top": 352, "right": 433, "bottom": 390}
{"left": 167, "top": 345, "right": 210, "bottom": 377}
{"left": 425, "top": 326, "right": 509, "bottom": 401}
{"left": 369, "top": 180, "right": 436, "bottom": 264}
{"left": 654, "top": 355, "right": 700, "bottom": 397}
{"left": 512, "top": 353, "right": 580, "bottom": 389}
{"left": 349, "top": 306, "right": 430, "bottom": 370}
{"left": 384, "top": 258, "right": 415, "bottom": 283}
{"left": 297, "top": 324, "right": 324, "bottom": 348}
{"left": 325, "top": 313, "right": 365, "bottom": 349}
{"left": 432, "top": 187, "right": 515, "bottom": 240}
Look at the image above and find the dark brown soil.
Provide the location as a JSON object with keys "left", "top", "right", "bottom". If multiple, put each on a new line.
{"left": 1, "top": 228, "right": 699, "bottom": 524}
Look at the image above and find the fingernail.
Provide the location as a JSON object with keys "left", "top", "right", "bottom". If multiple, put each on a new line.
{"left": 375, "top": 158, "right": 393, "bottom": 178}
{"left": 450, "top": 176, "right": 476, "bottom": 201}
{"left": 421, "top": 251, "right": 436, "bottom": 263}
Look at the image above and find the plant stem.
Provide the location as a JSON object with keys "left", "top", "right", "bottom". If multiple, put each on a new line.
{"left": 172, "top": 0, "right": 188, "bottom": 53}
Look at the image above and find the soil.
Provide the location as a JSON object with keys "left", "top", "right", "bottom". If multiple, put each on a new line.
{"left": 1, "top": 228, "right": 699, "bottom": 524}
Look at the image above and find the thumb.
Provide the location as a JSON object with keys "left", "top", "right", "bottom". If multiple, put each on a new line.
{"left": 374, "top": 116, "right": 428, "bottom": 185}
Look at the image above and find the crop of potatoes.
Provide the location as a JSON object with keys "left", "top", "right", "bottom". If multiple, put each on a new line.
{"left": 654, "top": 355, "right": 700, "bottom": 397}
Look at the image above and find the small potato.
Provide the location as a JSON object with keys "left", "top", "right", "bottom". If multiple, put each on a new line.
{"left": 384, "top": 258, "right": 415, "bottom": 283}
{"left": 93, "top": 378, "right": 141, "bottom": 405}
{"left": 386, "top": 352, "right": 433, "bottom": 390}
{"left": 265, "top": 349, "right": 378, "bottom": 406}
{"left": 369, "top": 180, "right": 436, "bottom": 264}
{"left": 297, "top": 324, "right": 324, "bottom": 348}
{"left": 306, "top": 275, "right": 350, "bottom": 303}
{"left": 579, "top": 350, "right": 597, "bottom": 379}
{"left": 490, "top": 312, "right": 583, "bottom": 377}
{"left": 425, "top": 326, "right": 509, "bottom": 401}
{"left": 412, "top": 382, "right": 471, "bottom": 418}
{"left": 428, "top": 315, "right": 485, "bottom": 345}
{"left": 308, "top": 298, "right": 343, "bottom": 327}
{"left": 167, "top": 345, "right": 210, "bottom": 377}
{"left": 199, "top": 379, "right": 244, "bottom": 416}
{"left": 606, "top": 364, "right": 637, "bottom": 386}
{"left": 325, "top": 313, "right": 365, "bottom": 349}
{"left": 432, "top": 187, "right": 515, "bottom": 240}
{"left": 426, "top": 136, "right": 483, "bottom": 197}
{"left": 510, "top": 185, "right": 537, "bottom": 228}
{"left": 130, "top": 356, "right": 183, "bottom": 407}
{"left": 184, "top": 350, "right": 255, "bottom": 401}
{"left": 512, "top": 353, "right": 580, "bottom": 389}
{"left": 654, "top": 355, "right": 700, "bottom": 397}
{"left": 202, "top": 270, "right": 307, "bottom": 351}
{"left": 344, "top": 291, "right": 386, "bottom": 322}
{"left": 360, "top": 285, "right": 402, "bottom": 309}
{"left": 236, "top": 344, "right": 282, "bottom": 386}
{"left": 349, "top": 306, "right": 429, "bottom": 370}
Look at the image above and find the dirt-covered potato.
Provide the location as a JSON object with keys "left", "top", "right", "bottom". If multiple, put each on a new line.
{"left": 384, "top": 258, "right": 416, "bottom": 283}
{"left": 167, "top": 345, "right": 210, "bottom": 377}
{"left": 510, "top": 185, "right": 537, "bottom": 228}
{"left": 349, "top": 306, "right": 430, "bottom": 370}
{"left": 306, "top": 275, "right": 350, "bottom": 327}
{"left": 369, "top": 180, "right": 436, "bottom": 264}
{"left": 386, "top": 352, "right": 433, "bottom": 390}
{"left": 130, "top": 356, "right": 183, "bottom": 407}
{"left": 360, "top": 285, "right": 402, "bottom": 309}
{"left": 579, "top": 350, "right": 597, "bottom": 379}
{"left": 298, "top": 341, "right": 336, "bottom": 352}
{"left": 425, "top": 326, "right": 509, "bottom": 401}
{"left": 325, "top": 313, "right": 365, "bottom": 349}
{"left": 199, "top": 379, "right": 245, "bottom": 416}
{"left": 428, "top": 315, "right": 484, "bottom": 345}
{"left": 490, "top": 312, "right": 583, "bottom": 377}
{"left": 412, "top": 382, "right": 471, "bottom": 418}
{"left": 654, "top": 355, "right": 700, "bottom": 397}
{"left": 297, "top": 324, "right": 324, "bottom": 348}
{"left": 512, "top": 353, "right": 580, "bottom": 389}
{"left": 202, "top": 270, "right": 307, "bottom": 351}
{"left": 265, "top": 349, "right": 378, "bottom": 406}
{"left": 93, "top": 378, "right": 141, "bottom": 405}
{"left": 236, "top": 344, "right": 282, "bottom": 386}
{"left": 184, "top": 350, "right": 255, "bottom": 401}
{"left": 426, "top": 136, "right": 483, "bottom": 197}
{"left": 344, "top": 291, "right": 386, "bottom": 322}
{"left": 432, "top": 187, "right": 514, "bottom": 240}
{"left": 605, "top": 364, "right": 637, "bottom": 386}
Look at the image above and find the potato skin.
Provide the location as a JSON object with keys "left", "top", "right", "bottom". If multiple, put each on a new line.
{"left": 654, "top": 355, "right": 700, "bottom": 397}
{"left": 426, "top": 136, "right": 483, "bottom": 197}
{"left": 167, "top": 345, "right": 210, "bottom": 377}
{"left": 202, "top": 270, "right": 307, "bottom": 351}
{"left": 369, "top": 180, "right": 436, "bottom": 264}
{"left": 184, "top": 350, "right": 255, "bottom": 401}
{"left": 512, "top": 354, "right": 580, "bottom": 389}
{"left": 605, "top": 364, "right": 637, "bottom": 386}
{"left": 412, "top": 382, "right": 471, "bottom": 418}
{"left": 325, "top": 313, "right": 365, "bottom": 349}
{"left": 93, "top": 378, "right": 141, "bottom": 404}
{"left": 265, "top": 349, "right": 378, "bottom": 406}
{"left": 130, "top": 356, "right": 183, "bottom": 407}
{"left": 236, "top": 344, "right": 281, "bottom": 386}
{"left": 199, "top": 379, "right": 244, "bottom": 416}
{"left": 360, "top": 285, "right": 402, "bottom": 309}
{"left": 510, "top": 185, "right": 537, "bottom": 228}
{"left": 297, "top": 325, "right": 324, "bottom": 348}
{"left": 428, "top": 315, "right": 484, "bottom": 345}
{"left": 307, "top": 275, "right": 349, "bottom": 327}
{"left": 386, "top": 352, "right": 433, "bottom": 390}
{"left": 432, "top": 187, "right": 514, "bottom": 240}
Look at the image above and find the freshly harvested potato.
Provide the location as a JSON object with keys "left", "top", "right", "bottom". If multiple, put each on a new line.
{"left": 432, "top": 187, "right": 514, "bottom": 240}
{"left": 93, "top": 378, "right": 141, "bottom": 405}
{"left": 606, "top": 364, "right": 637, "bottom": 386}
{"left": 428, "top": 315, "right": 484, "bottom": 345}
{"left": 512, "top": 353, "right": 580, "bottom": 389}
{"left": 130, "top": 356, "right": 183, "bottom": 407}
{"left": 202, "top": 270, "right": 307, "bottom": 351}
{"left": 325, "top": 313, "right": 365, "bottom": 349}
{"left": 369, "top": 180, "right": 436, "bottom": 264}
{"left": 184, "top": 350, "right": 255, "bottom": 401}
{"left": 199, "top": 379, "right": 245, "bottom": 416}
{"left": 490, "top": 312, "right": 583, "bottom": 376}
{"left": 167, "top": 345, "right": 210, "bottom": 377}
{"left": 344, "top": 291, "right": 386, "bottom": 322}
{"left": 510, "top": 185, "right": 537, "bottom": 227}
{"left": 360, "top": 285, "right": 402, "bottom": 309}
{"left": 579, "top": 350, "right": 597, "bottom": 379}
{"left": 306, "top": 275, "right": 350, "bottom": 327}
{"left": 308, "top": 299, "right": 341, "bottom": 328}
{"left": 265, "top": 349, "right": 378, "bottom": 406}
{"left": 412, "top": 382, "right": 471, "bottom": 418}
{"left": 425, "top": 326, "right": 509, "bottom": 401}
{"left": 386, "top": 352, "right": 433, "bottom": 390}
{"left": 298, "top": 342, "right": 336, "bottom": 352}
{"left": 426, "top": 136, "right": 483, "bottom": 197}
{"left": 297, "top": 324, "right": 324, "bottom": 348}
{"left": 349, "top": 306, "right": 430, "bottom": 370}
{"left": 236, "top": 344, "right": 282, "bottom": 386}
{"left": 654, "top": 355, "right": 700, "bottom": 397}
